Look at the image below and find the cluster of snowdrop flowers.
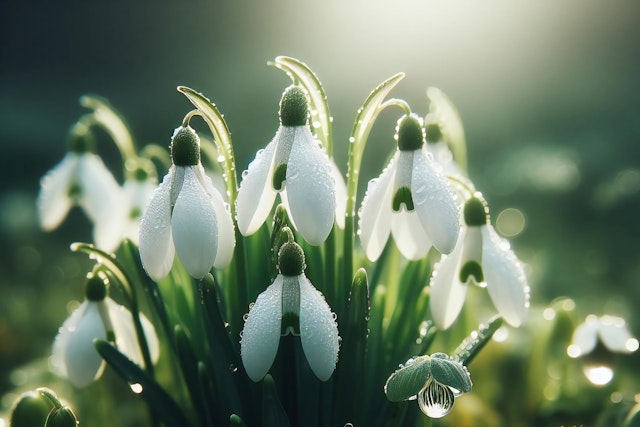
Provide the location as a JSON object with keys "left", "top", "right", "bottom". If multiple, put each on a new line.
{"left": 35, "top": 57, "right": 535, "bottom": 426}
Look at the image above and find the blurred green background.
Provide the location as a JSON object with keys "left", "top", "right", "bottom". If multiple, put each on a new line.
{"left": 1, "top": 1, "right": 640, "bottom": 424}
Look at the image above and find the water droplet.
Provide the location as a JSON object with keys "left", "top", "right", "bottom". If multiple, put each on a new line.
{"left": 313, "top": 121, "right": 321, "bottom": 129}
{"left": 583, "top": 364, "right": 614, "bottom": 386}
{"left": 129, "top": 383, "right": 143, "bottom": 394}
{"left": 288, "top": 165, "right": 300, "bottom": 180}
{"left": 417, "top": 380, "right": 455, "bottom": 418}
{"left": 242, "top": 170, "right": 249, "bottom": 179}
{"left": 413, "top": 185, "right": 427, "bottom": 206}
{"left": 229, "top": 364, "right": 238, "bottom": 373}
{"left": 217, "top": 155, "right": 225, "bottom": 163}
{"left": 348, "top": 137, "right": 355, "bottom": 144}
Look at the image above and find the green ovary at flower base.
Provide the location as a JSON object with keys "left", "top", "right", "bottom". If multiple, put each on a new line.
{"left": 51, "top": 274, "right": 159, "bottom": 388}
{"left": 429, "top": 195, "right": 530, "bottom": 329}
{"left": 236, "top": 85, "right": 340, "bottom": 246}
{"left": 358, "top": 113, "right": 460, "bottom": 261}
{"left": 240, "top": 231, "right": 340, "bottom": 382}
{"left": 138, "top": 125, "right": 235, "bottom": 281}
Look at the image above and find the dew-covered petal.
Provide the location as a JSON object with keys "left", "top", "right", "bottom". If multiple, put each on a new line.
{"left": 331, "top": 159, "right": 347, "bottom": 229}
{"left": 37, "top": 153, "right": 77, "bottom": 231}
{"left": 299, "top": 275, "right": 339, "bottom": 381}
{"left": 172, "top": 167, "right": 217, "bottom": 279}
{"left": 52, "top": 301, "right": 106, "bottom": 388}
{"left": 482, "top": 226, "right": 529, "bottom": 327}
{"left": 391, "top": 210, "right": 432, "bottom": 260}
{"left": 241, "top": 276, "right": 284, "bottom": 382}
{"left": 570, "top": 317, "right": 599, "bottom": 356}
{"left": 598, "top": 315, "right": 635, "bottom": 353}
{"left": 197, "top": 166, "right": 235, "bottom": 268}
{"left": 236, "top": 135, "right": 278, "bottom": 236}
{"left": 411, "top": 150, "right": 459, "bottom": 254}
{"left": 139, "top": 170, "right": 175, "bottom": 281}
{"left": 358, "top": 154, "right": 398, "bottom": 261}
{"left": 285, "top": 127, "right": 336, "bottom": 245}
{"left": 429, "top": 231, "right": 467, "bottom": 330}
{"left": 107, "top": 299, "right": 160, "bottom": 365}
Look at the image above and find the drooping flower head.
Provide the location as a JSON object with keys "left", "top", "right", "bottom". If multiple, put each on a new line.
{"left": 236, "top": 85, "right": 337, "bottom": 245}
{"left": 358, "top": 114, "right": 460, "bottom": 261}
{"left": 37, "top": 121, "right": 123, "bottom": 250}
{"left": 139, "top": 126, "right": 235, "bottom": 281}
{"left": 240, "top": 232, "right": 340, "bottom": 382}
{"left": 385, "top": 353, "right": 472, "bottom": 418}
{"left": 430, "top": 195, "right": 530, "bottom": 329}
{"left": 51, "top": 274, "right": 159, "bottom": 388}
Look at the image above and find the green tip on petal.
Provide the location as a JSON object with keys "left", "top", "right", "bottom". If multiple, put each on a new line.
{"left": 392, "top": 186, "right": 415, "bottom": 212}
{"left": 272, "top": 163, "right": 287, "bottom": 191}
{"left": 397, "top": 115, "right": 424, "bottom": 151}
{"left": 463, "top": 197, "right": 488, "bottom": 226}
{"left": 171, "top": 126, "right": 201, "bottom": 166}
{"left": 85, "top": 275, "right": 108, "bottom": 302}
{"left": 69, "top": 123, "right": 96, "bottom": 154}
{"left": 278, "top": 241, "right": 306, "bottom": 276}
{"left": 460, "top": 261, "right": 483, "bottom": 283}
{"left": 279, "top": 86, "right": 309, "bottom": 127}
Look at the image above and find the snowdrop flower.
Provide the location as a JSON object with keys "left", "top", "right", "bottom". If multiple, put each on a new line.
{"left": 568, "top": 314, "right": 639, "bottom": 358}
{"left": 236, "top": 85, "right": 336, "bottom": 245}
{"left": 139, "top": 126, "right": 235, "bottom": 281}
{"left": 37, "top": 122, "right": 122, "bottom": 249}
{"left": 240, "top": 236, "right": 339, "bottom": 382}
{"left": 430, "top": 196, "right": 530, "bottom": 329}
{"left": 358, "top": 114, "right": 460, "bottom": 261}
{"left": 52, "top": 275, "right": 159, "bottom": 388}
{"left": 385, "top": 353, "right": 472, "bottom": 419}
{"left": 424, "top": 115, "right": 464, "bottom": 181}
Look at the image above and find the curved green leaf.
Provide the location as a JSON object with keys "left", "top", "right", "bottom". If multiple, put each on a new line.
{"left": 94, "top": 340, "right": 191, "bottom": 426}
{"left": 454, "top": 316, "right": 504, "bottom": 365}
{"left": 271, "top": 56, "right": 333, "bottom": 155}
{"left": 384, "top": 355, "right": 431, "bottom": 402}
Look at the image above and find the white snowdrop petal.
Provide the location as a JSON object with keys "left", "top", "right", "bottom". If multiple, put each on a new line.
{"left": 411, "top": 151, "right": 459, "bottom": 254}
{"left": 122, "top": 179, "right": 157, "bottom": 245}
{"left": 429, "top": 230, "right": 467, "bottom": 329}
{"left": 139, "top": 170, "right": 175, "bottom": 281}
{"left": 391, "top": 209, "right": 432, "bottom": 260}
{"left": 172, "top": 167, "right": 218, "bottom": 279}
{"left": 37, "top": 153, "right": 77, "bottom": 231}
{"left": 571, "top": 319, "right": 599, "bottom": 356}
{"left": 236, "top": 136, "right": 278, "bottom": 236}
{"left": 77, "top": 153, "right": 123, "bottom": 224}
{"left": 197, "top": 166, "right": 235, "bottom": 268}
{"left": 331, "top": 159, "right": 347, "bottom": 229}
{"left": 107, "top": 299, "right": 160, "bottom": 365}
{"left": 60, "top": 302, "right": 106, "bottom": 388}
{"left": 286, "top": 127, "right": 336, "bottom": 245}
{"left": 482, "top": 226, "right": 529, "bottom": 327}
{"left": 299, "top": 275, "right": 339, "bottom": 381}
{"left": 598, "top": 316, "right": 634, "bottom": 353}
{"left": 241, "top": 276, "right": 284, "bottom": 382}
{"left": 93, "top": 197, "right": 128, "bottom": 253}
{"left": 358, "top": 154, "right": 398, "bottom": 261}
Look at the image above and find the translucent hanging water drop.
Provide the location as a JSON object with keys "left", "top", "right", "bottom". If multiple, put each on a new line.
{"left": 417, "top": 379, "right": 455, "bottom": 418}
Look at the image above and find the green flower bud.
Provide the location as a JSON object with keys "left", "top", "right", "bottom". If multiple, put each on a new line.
{"left": 463, "top": 197, "right": 488, "bottom": 226}
{"left": 277, "top": 241, "right": 306, "bottom": 276}
{"left": 69, "top": 123, "right": 96, "bottom": 154}
{"left": 85, "top": 274, "right": 108, "bottom": 302}
{"left": 171, "top": 126, "right": 201, "bottom": 166}
{"left": 397, "top": 115, "right": 424, "bottom": 152}
{"left": 279, "top": 86, "right": 308, "bottom": 127}
{"left": 10, "top": 391, "right": 55, "bottom": 427}
{"left": 45, "top": 407, "right": 78, "bottom": 427}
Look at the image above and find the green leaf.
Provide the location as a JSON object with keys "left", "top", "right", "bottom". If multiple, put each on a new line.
{"left": 230, "top": 414, "right": 246, "bottom": 427}
{"left": 174, "top": 325, "right": 211, "bottom": 427}
{"left": 271, "top": 56, "right": 333, "bottom": 155}
{"left": 94, "top": 340, "right": 191, "bottom": 426}
{"left": 430, "top": 353, "right": 472, "bottom": 393}
{"left": 261, "top": 375, "right": 291, "bottom": 427}
{"left": 71, "top": 242, "right": 132, "bottom": 300}
{"left": 384, "top": 355, "right": 431, "bottom": 402}
{"left": 454, "top": 315, "right": 504, "bottom": 365}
